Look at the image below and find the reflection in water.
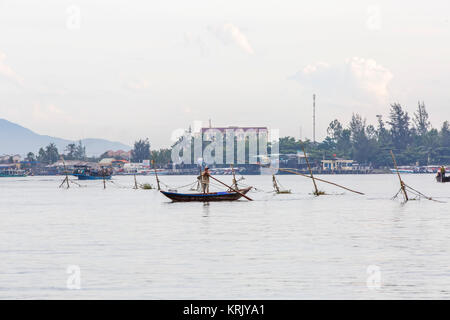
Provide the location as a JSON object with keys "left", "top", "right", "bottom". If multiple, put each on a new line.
{"left": 202, "top": 202, "right": 210, "bottom": 217}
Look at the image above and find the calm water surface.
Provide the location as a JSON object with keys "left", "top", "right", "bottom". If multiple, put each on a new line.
{"left": 1, "top": 174, "right": 450, "bottom": 299}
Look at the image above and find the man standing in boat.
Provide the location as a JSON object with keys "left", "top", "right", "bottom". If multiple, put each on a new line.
{"left": 440, "top": 166, "right": 446, "bottom": 181}
{"left": 201, "top": 166, "right": 210, "bottom": 193}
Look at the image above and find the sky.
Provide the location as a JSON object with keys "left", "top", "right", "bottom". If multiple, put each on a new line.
{"left": 0, "top": 0, "right": 449, "bottom": 148}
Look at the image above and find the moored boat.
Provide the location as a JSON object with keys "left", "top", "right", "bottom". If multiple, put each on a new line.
{"left": 72, "top": 165, "right": 112, "bottom": 180}
{"left": 75, "top": 174, "right": 112, "bottom": 180}
{"left": 160, "top": 186, "right": 252, "bottom": 202}
{"left": 0, "top": 169, "right": 27, "bottom": 177}
{"left": 390, "top": 168, "right": 415, "bottom": 174}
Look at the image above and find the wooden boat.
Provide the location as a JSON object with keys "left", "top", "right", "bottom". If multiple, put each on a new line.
{"left": 72, "top": 165, "right": 112, "bottom": 180}
{"left": 74, "top": 174, "right": 112, "bottom": 180}
{"left": 0, "top": 169, "right": 27, "bottom": 177}
{"left": 160, "top": 186, "right": 252, "bottom": 202}
{"left": 390, "top": 168, "right": 415, "bottom": 174}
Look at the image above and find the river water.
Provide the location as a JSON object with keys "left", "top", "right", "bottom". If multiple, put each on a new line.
{"left": 1, "top": 174, "right": 449, "bottom": 299}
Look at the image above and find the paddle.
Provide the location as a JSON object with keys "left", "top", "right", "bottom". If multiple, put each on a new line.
{"left": 208, "top": 174, "right": 253, "bottom": 201}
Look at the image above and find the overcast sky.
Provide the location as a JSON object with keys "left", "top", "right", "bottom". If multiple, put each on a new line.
{"left": 0, "top": 0, "right": 449, "bottom": 148}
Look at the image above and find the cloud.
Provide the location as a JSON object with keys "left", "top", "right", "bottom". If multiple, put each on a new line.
{"left": 347, "top": 57, "right": 393, "bottom": 98}
{"left": 0, "top": 51, "right": 23, "bottom": 86}
{"left": 183, "top": 32, "right": 208, "bottom": 55}
{"left": 32, "top": 103, "right": 65, "bottom": 121}
{"left": 208, "top": 23, "right": 254, "bottom": 55}
{"left": 31, "top": 103, "right": 75, "bottom": 128}
{"left": 125, "top": 79, "right": 150, "bottom": 90}
{"left": 290, "top": 57, "right": 393, "bottom": 103}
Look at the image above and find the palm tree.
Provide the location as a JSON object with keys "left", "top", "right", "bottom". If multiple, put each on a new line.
{"left": 65, "top": 143, "right": 77, "bottom": 160}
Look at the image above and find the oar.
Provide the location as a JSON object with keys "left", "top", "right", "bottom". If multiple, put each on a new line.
{"left": 208, "top": 174, "right": 253, "bottom": 201}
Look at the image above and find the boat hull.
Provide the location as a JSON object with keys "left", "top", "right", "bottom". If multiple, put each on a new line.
{"left": 436, "top": 175, "right": 450, "bottom": 183}
{"left": 74, "top": 174, "right": 112, "bottom": 180}
{"left": 390, "top": 168, "right": 414, "bottom": 174}
{"left": 0, "top": 174, "right": 27, "bottom": 177}
{"left": 160, "top": 187, "right": 252, "bottom": 202}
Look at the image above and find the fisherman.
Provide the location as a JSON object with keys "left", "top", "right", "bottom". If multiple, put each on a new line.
{"left": 440, "top": 166, "right": 446, "bottom": 180}
{"left": 201, "top": 166, "right": 210, "bottom": 193}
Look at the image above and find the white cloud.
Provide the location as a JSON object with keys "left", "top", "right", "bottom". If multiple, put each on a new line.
{"left": 291, "top": 57, "right": 393, "bottom": 103}
{"left": 32, "top": 103, "right": 65, "bottom": 121}
{"left": 0, "top": 51, "right": 23, "bottom": 86}
{"left": 348, "top": 57, "right": 393, "bottom": 98}
{"left": 183, "top": 32, "right": 208, "bottom": 55}
{"left": 209, "top": 23, "right": 254, "bottom": 55}
{"left": 125, "top": 79, "right": 150, "bottom": 90}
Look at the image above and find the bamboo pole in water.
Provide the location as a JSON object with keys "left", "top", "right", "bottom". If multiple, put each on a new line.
{"left": 58, "top": 156, "right": 70, "bottom": 189}
{"left": 390, "top": 150, "right": 408, "bottom": 201}
{"left": 231, "top": 164, "right": 237, "bottom": 189}
{"left": 102, "top": 167, "right": 106, "bottom": 189}
{"left": 276, "top": 168, "right": 365, "bottom": 195}
{"left": 300, "top": 140, "right": 319, "bottom": 195}
{"left": 272, "top": 174, "right": 280, "bottom": 193}
{"left": 153, "top": 160, "right": 161, "bottom": 190}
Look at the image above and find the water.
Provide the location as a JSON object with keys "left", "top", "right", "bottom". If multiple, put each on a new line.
{"left": 1, "top": 174, "right": 450, "bottom": 299}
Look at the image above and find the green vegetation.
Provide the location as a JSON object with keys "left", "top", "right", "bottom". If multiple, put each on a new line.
{"left": 280, "top": 102, "right": 450, "bottom": 167}
{"left": 64, "top": 141, "right": 86, "bottom": 160}
{"left": 151, "top": 148, "right": 172, "bottom": 167}
{"left": 37, "top": 143, "right": 59, "bottom": 164}
{"left": 20, "top": 101, "right": 449, "bottom": 168}
{"left": 131, "top": 138, "right": 151, "bottom": 163}
{"left": 24, "top": 141, "right": 91, "bottom": 164}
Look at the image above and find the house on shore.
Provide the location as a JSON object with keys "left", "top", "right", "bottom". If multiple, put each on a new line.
{"left": 321, "top": 158, "right": 354, "bottom": 172}
{"left": 0, "top": 154, "right": 21, "bottom": 163}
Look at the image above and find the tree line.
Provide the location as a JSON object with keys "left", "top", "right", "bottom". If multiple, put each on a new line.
{"left": 280, "top": 102, "right": 450, "bottom": 167}
{"left": 102, "top": 138, "right": 172, "bottom": 166}
{"left": 24, "top": 141, "right": 87, "bottom": 164}
{"left": 15, "top": 101, "right": 450, "bottom": 168}
{"left": 20, "top": 138, "right": 172, "bottom": 167}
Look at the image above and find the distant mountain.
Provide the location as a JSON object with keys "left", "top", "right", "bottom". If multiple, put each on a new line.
{"left": 0, "top": 119, "right": 131, "bottom": 157}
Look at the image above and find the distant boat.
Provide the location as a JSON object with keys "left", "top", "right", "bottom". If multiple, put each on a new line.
{"left": 147, "top": 169, "right": 170, "bottom": 175}
{"left": 0, "top": 169, "right": 27, "bottom": 177}
{"left": 72, "top": 165, "right": 112, "bottom": 180}
{"left": 117, "top": 168, "right": 170, "bottom": 176}
{"left": 74, "top": 174, "right": 112, "bottom": 180}
{"left": 390, "top": 168, "right": 415, "bottom": 174}
{"left": 160, "top": 187, "right": 252, "bottom": 202}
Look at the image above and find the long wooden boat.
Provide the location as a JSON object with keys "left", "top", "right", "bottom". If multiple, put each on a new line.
{"left": 0, "top": 169, "right": 27, "bottom": 177}
{"left": 74, "top": 174, "right": 112, "bottom": 180}
{"left": 72, "top": 165, "right": 112, "bottom": 180}
{"left": 390, "top": 168, "right": 414, "bottom": 174}
{"left": 160, "top": 186, "right": 252, "bottom": 202}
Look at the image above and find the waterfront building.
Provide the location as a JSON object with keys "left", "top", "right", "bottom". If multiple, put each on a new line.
{"left": 321, "top": 158, "right": 354, "bottom": 172}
